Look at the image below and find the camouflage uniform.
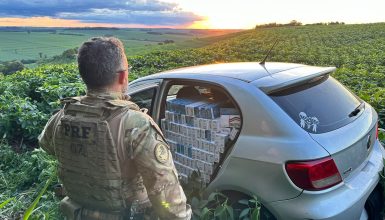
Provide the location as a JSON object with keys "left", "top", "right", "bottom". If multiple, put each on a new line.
{"left": 38, "top": 90, "right": 192, "bottom": 220}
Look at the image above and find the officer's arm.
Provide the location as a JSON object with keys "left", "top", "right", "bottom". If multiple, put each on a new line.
{"left": 127, "top": 113, "right": 191, "bottom": 220}
{"left": 38, "top": 110, "right": 63, "bottom": 156}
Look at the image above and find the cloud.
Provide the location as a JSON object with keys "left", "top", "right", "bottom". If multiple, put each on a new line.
{"left": 59, "top": 9, "right": 201, "bottom": 25}
{"left": 0, "top": 0, "right": 203, "bottom": 26}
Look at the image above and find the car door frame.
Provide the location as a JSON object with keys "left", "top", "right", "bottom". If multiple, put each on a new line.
{"left": 155, "top": 77, "right": 244, "bottom": 181}
{"left": 127, "top": 78, "right": 163, "bottom": 119}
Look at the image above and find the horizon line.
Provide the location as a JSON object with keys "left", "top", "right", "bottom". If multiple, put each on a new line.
{"left": 1, "top": 21, "right": 385, "bottom": 30}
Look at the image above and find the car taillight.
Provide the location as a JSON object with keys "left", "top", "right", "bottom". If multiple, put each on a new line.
{"left": 285, "top": 157, "right": 342, "bottom": 191}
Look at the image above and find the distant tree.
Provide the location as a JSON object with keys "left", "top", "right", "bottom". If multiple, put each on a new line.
{"left": 20, "top": 59, "right": 37, "bottom": 64}
{"left": 288, "top": 20, "right": 302, "bottom": 26}
{"left": 255, "top": 22, "right": 279, "bottom": 29}
{"left": 255, "top": 20, "right": 302, "bottom": 29}
{"left": 306, "top": 22, "right": 327, "bottom": 26}
{"left": 62, "top": 48, "right": 78, "bottom": 59}
{"left": 1, "top": 60, "right": 24, "bottom": 75}
{"left": 0, "top": 64, "right": 4, "bottom": 74}
{"left": 328, "top": 21, "right": 345, "bottom": 25}
{"left": 37, "top": 47, "right": 78, "bottom": 65}
{"left": 164, "top": 39, "right": 175, "bottom": 44}
{"left": 148, "top": 31, "right": 163, "bottom": 35}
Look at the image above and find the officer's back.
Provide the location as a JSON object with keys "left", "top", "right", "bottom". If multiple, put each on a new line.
{"left": 38, "top": 37, "right": 192, "bottom": 220}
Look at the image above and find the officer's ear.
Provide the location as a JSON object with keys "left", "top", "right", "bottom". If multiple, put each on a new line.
{"left": 117, "top": 71, "right": 127, "bottom": 85}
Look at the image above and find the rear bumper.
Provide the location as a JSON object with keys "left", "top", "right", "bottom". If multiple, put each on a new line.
{"left": 267, "top": 140, "right": 384, "bottom": 220}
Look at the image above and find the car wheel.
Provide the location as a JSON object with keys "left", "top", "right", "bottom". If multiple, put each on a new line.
{"left": 221, "top": 190, "right": 277, "bottom": 220}
{"left": 364, "top": 185, "right": 383, "bottom": 220}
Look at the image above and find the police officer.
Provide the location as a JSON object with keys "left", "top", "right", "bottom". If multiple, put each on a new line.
{"left": 38, "top": 37, "right": 192, "bottom": 220}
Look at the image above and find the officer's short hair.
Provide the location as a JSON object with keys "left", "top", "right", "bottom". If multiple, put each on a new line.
{"left": 77, "top": 37, "right": 127, "bottom": 89}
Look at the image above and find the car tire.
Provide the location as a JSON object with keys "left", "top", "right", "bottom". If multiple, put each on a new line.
{"left": 365, "top": 185, "right": 383, "bottom": 220}
{"left": 221, "top": 190, "right": 276, "bottom": 220}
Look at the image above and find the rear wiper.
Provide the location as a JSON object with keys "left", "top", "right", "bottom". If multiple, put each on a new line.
{"left": 349, "top": 102, "right": 364, "bottom": 117}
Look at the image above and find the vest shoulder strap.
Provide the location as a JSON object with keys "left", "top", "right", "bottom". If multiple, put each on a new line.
{"left": 60, "top": 96, "right": 82, "bottom": 104}
{"left": 106, "top": 100, "right": 140, "bottom": 111}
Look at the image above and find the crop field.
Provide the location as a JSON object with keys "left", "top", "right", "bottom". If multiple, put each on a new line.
{"left": 0, "top": 28, "right": 240, "bottom": 62}
{"left": 1, "top": 23, "right": 385, "bottom": 219}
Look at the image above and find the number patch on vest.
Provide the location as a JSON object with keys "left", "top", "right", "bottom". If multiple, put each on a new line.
{"left": 154, "top": 143, "right": 169, "bottom": 164}
{"left": 70, "top": 143, "right": 87, "bottom": 157}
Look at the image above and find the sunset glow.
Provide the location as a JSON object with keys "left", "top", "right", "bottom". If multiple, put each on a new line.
{"left": 0, "top": 17, "right": 181, "bottom": 28}
{"left": 168, "top": 0, "right": 260, "bottom": 29}
{"left": 172, "top": 0, "right": 385, "bottom": 29}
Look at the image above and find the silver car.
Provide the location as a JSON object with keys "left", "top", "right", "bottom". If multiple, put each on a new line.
{"left": 128, "top": 62, "right": 384, "bottom": 220}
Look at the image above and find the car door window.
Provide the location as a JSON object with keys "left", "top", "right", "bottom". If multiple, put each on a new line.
{"left": 129, "top": 87, "right": 157, "bottom": 116}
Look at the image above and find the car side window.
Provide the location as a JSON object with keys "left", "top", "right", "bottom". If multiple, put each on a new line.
{"left": 129, "top": 87, "right": 156, "bottom": 116}
{"left": 159, "top": 83, "right": 241, "bottom": 184}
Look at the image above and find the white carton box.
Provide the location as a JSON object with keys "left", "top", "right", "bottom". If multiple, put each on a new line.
{"left": 180, "top": 153, "right": 185, "bottom": 163}
{"left": 188, "top": 128, "right": 193, "bottom": 138}
{"left": 186, "top": 168, "right": 191, "bottom": 177}
{"left": 192, "top": 139, "right": 198, "bottom": 148}
{"left": 209, "top": 143, "right": 215, "bottom": 153}
{"left": 210, "top": 119, "right": 220, "bottom": 131}
{"left": 229, "top": 128, "right": 239, "bottom": 140}
{"left": 215, "top": 133, "right": 228, "bottom": 150}
{"left": 176, "top": 153, "right": 182, "bottom": 163}
{"left": 185, "top": 145, "right": 189, "bottom": 157}
{"left": 200, "top": 119, "right": 210, "bottom": 130}
{"left": 196, "top": 160, "right": 204, "bottom": 172}
{"left": 221, "top": 128, "right": 231, "bottom": 135}
{"left": 175, "top": 134, "right": 181, "bottom": 143}
{"left": 214, "top": 153, "right": 220, "bottom": 163}
{"left": 203, "top": 141, "right": 210, "bottom": 152}
{"left": 179, "top": 125, "right": 185, "bottom": 136}
{"left": 169, "top": 112, "right": 175, "bottom": 122}
{"left": 199, "top": 129, "right": 205, "bottom": 139}
{"left": 191, "top": 159, "right": 196, "bottom": 169}
{"left": 197, "top": 150, "right": 202, "bottom": 161}
{"left": 193, "top": 117, "right": 199, "bottom": 127}
{"left": 207, "top": 152, "right": 214, "bottom": 163}
{"left": 220, "top": 115, "right": 241, "bottom": 128}
{"left": 185, "top": 137, "right": 190, "bottom": 146}
{"left": 192, "top": 148, "right": 197, "bottom": 159}
{"left": 196, "top": 140, "right": 201, "bottom": 150}
{"left": 186, "top": 101, "right": 207, "bottom": 116}
{"left": 204, "top": 162, "right": 213, "bottom": 175}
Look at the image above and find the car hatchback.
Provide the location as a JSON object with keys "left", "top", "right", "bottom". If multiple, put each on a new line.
{"left": 128, "top": 62, "right": 384, "bottom": 220}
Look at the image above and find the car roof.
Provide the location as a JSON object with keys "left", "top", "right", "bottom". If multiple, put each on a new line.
{"left": 131, "top": 62, "right": 336, "bottom": 92}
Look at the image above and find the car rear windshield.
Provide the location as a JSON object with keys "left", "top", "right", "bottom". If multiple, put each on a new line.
{"left": 269, "top": 75, "right": 362, "bottom": 134}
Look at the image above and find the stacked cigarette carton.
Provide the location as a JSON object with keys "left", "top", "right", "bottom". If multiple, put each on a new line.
{"left": 161, "top": 97, "right": 241, "bottom": 184}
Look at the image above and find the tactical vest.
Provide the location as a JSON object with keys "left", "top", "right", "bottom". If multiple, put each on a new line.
{"left": 54, "top": 97, "right": 138, "bottom": 212}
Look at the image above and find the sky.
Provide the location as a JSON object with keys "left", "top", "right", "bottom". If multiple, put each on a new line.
{"left": 0, "top": 0, "right": 384, "bottom": 29}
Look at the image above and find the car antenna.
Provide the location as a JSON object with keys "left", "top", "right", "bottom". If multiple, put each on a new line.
{"left": 260, "top": 39, "right": 279, "bottom": 66}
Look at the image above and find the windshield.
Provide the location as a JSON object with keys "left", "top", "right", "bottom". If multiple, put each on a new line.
{"left": 269, "top": 75, "right": 362, "bottom": 134}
